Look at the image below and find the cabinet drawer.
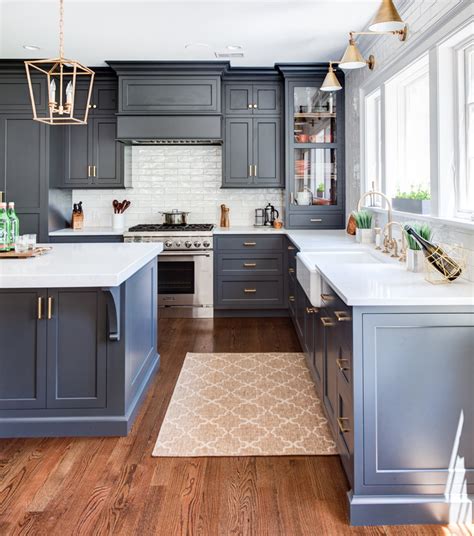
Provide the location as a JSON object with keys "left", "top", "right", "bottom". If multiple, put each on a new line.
{"left": 216, "top": 235, "right": 283, "bottom": 251}
{"left": 288, "top": 213, "right": 344, "bottom": 229}
{"left": 217, "top": 253, "right": 283, "bottom": 275}
{"left": 216, "top": 276, "right": 284, "bottom": 308}
{"left": 337, "top": 378, "right": 354, "bottom": 486}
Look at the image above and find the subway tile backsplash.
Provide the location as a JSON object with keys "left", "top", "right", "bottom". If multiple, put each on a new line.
{"left": 72, "top": 146, "right": 284, "bottom": 227}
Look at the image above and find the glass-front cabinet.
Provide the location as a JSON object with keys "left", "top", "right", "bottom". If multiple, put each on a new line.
{"left": 283, "top": 71, "right": 345, "bottom": 229}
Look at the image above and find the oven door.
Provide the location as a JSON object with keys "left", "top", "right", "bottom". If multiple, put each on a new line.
{"left": 158, "top": 251, "right": 213, "bottom": 309}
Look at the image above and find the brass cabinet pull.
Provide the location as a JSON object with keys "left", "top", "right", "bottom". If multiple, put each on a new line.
{"left": 310, "top": 218, "right": 323, "bottom": 223}
{"left": 243, "top": 263, "right": 257, "bottom": 268}
{"left": 244, "top": 288, "right": 257, "bottom": 293}
{"left": 92, "top": 165, "right": 97, "bottom": 177}
{"left": 88, "top": 104, "right": 97, "bottom": 109}
{"left": 37, "top": 297, "right": 43, "bottom": 320}
{"left": 47, "top": 297, "right": 53, "bottom": 320}
{"left": 337, "top": 417, "right": 351, "bottom": 434}
{"left": 253, "top": 164, "right": 257, "bottom": 176}
{"left": 288, "top": 245, "right": 296, "bottom": 251}
{"left": 320, "top": 293, "right": 334, "bottom": 302}
{"left": 335, "top": 310, "right": 352, "bottom": 322}
{"left": 253, "top": 103, "right": 258, "bottom": 109}
{"left": 336, "top": 358, "right": 350, "bottom": 371}
{"left": 320, "top": 316, "right": 335, "bottom": 327}
{"left": 306, "top": 307, "right": 319, "bottom": 314}
{"left": 288, "top": 268, "right": 295, "bottom": 274}
{"left": 87, "top": 165, "right": 92, "bottom": 177}
{"left": 243, "top": 242, "right": 256, "bottom": 247}
{"left": 289, "top": 295, "right": 295, "bottom": 302}
{"left": 249, "top": 164, "right": 253, "bottom": 177}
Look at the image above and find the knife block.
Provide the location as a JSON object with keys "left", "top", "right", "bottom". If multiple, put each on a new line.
{"left": 71, "top": 211, "right": 84, "bottom": 230}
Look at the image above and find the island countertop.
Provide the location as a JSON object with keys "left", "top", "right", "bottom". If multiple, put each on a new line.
{"left": 0, "top": 242, "right": 163, "bottom": 289}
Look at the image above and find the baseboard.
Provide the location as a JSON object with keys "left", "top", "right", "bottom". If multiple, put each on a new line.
{"left": 348, "top": 491, "right": 474, "bottom": 526}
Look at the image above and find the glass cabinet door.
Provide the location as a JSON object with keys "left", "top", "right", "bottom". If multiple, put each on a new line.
{"left": 293, "top": 86, "right": 336, "bottom": 144}
{"left": 293, "top": 148, "right": 337, "bottom": 206}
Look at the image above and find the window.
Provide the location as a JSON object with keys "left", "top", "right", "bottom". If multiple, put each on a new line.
{"left": 385, "top": 54, "right": 430, "bottom": 200}
{"left": 456, "top": 41, "right": 474, "bottom": 217}
{"left": 365, "top": 89, "right": 382, "bottom": 195}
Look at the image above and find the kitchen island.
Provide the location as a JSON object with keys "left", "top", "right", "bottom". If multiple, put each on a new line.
{"left": 0, "top": 242, "right": 162, "bottom": 437}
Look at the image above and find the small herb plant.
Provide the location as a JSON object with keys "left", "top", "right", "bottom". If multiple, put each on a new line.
{"left": 404, "top": 222, "right": 432, "bottom": 250}
{"left": 317, "top": 182, "right": 325, "bottom": 192}
{"left": 395, "top": 188, "right": 431, "bottom": 201}
{"left": 352, "top": 210, "right": 373, "bottom": 229}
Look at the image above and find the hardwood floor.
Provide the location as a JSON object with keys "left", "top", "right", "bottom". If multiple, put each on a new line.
{"left": 0, "top": 318, "right": 471, "bottom": 535}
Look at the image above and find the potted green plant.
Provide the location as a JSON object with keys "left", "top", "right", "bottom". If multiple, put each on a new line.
{"left": 316, "top": 182, "right": 325, "bottom": 198}
{"left": 404, "top": 222, "right": 432, "bottom": 272}
{"left": 392, "top": 188, "right": 431, "bottom": 214}
{"left": 352, "top": 210, "right": 374, "bottom": 244}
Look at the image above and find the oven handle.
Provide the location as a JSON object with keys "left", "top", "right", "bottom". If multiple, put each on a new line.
{"left": 159, "top": 251, "right": 212, "bottom": 258}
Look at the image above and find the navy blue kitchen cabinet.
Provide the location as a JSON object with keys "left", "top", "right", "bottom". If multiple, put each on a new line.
{"left": 224, "top": 82, "right": 281, "bottom": 115}
{"left": 214, "top": 235, "right": 287, "bottom": 313}
{"left": 278, "top": 65, "right": 345, "bottom": 229}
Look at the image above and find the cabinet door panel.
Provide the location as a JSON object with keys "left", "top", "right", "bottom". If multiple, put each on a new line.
{"left": 0, "top": 290, "right": 46, "bottom": 409}
{"left": 47, "top": 290, "right": 107, "bottom": 409}
{"left": 64, "top": 124, "right": 91, "bottom": 187}
{"left": 224, "top": 118, "right": 252, "bottom": 186}
{"left": 225, "top": 84, "right": 252, "bottom": 115}
{"left": 253, "top": 117, "right": 281, "bottom": 186}
{"left": 253, "top": 84, "right": 281, "bottom": 115}
{"left": 92, "top": 117, "right": 122, "bottom": 187}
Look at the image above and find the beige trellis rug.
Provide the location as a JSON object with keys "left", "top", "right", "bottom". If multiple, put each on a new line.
{"left": 152, "top": 352, "right": 337, "bottom": 457}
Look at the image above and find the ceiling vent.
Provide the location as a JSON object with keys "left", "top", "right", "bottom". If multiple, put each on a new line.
{"left": 214, "top": 51, "right": 245, "bottom": 59}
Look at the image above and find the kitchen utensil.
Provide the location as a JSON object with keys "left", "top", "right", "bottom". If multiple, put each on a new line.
{"left": 264, "top": 203, "right": 279, "bottom": 226}
{"left": 161, "top": 209, "right": 189, "bottom": 225}
{"left": 220, "top": 204, "right": 230, "bottom": 228}
{"left": 113, "top": 199, "right": 120, "bottom": 214}
{"left": 121, "top": 200, "right": 131, "bottom": 213}
{"left": 254, "top": 208, "right": 265, "bottom": 227}
{"left": 295, "top": 188, "right": 313, "bottom": 206}
{"left": 71, "top": 202, "right": 84, "bottom": 229}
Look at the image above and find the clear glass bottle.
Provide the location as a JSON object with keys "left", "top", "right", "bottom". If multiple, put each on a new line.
{"left": 0, "top": 202, "right": 10, "bottom": 252}
{"left": 7, "top": 202, "right": 19, "bottom": 250}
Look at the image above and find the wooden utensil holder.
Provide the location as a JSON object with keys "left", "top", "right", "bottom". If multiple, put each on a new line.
{"left": 71, "top": 211, "right": 84, "bottom": 230}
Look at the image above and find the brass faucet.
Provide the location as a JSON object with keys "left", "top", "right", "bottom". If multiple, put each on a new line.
{"left": 382, "top": 221, "right": 407, "bottom": 262}
{"left": 357, "top": 190, "right": 393, "bottom": 241}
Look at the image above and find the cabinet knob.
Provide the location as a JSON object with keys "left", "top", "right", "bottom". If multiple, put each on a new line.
{"left": 289, "top": 295, "right": 295, "bottom": 302}
{"left": 306, "top": 307, "right": 319, "bottom": 314}
{"left": 288, "top": 268, "right": 295, "bottom": 274}
{"left": 248, "top": 104, "right": 253, "bottom": 109}
{"left": 244, "top": 288, "right": 257, "bottom": 293}
{"left": 253, "top": 103, "right": 258, "bottom": 109}
{"left": 88, "top": 104, "right": 97, "bottom": 109}
{"left": 288, "top": 246, "right": 296, "bottom": 251}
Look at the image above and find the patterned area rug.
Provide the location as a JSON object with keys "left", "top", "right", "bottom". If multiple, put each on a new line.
{"left": 152, "top": 352, "right": 337, "bottom": 457}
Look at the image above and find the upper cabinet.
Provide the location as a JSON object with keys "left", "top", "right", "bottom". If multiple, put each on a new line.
{"left": 280, "top": 66, "right": 345, "bottom": 229}
{"left": 224, "top": 82, "right": 281, "bottom": 115}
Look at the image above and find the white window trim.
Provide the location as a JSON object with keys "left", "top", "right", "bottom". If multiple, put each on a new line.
{"left": 359, "top": 2, "right": 474, "bottom": 230}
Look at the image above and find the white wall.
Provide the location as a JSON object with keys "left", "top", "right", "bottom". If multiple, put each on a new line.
{"left": 344, "top": 0, "right": 473, "bottom": 281}
{"left": 72, "top": 146, "right": 284, "bottom": 228}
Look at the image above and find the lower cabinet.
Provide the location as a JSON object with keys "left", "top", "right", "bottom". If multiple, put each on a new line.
{"left": 0, "top": 288, "right": 107, "bottom": 410}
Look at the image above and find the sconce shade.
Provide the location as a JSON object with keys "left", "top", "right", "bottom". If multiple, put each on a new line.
{"left": 369, "top": 0, "right": 405, "bottom": 32}
{"left": 321, "top": 66, "right": 342, "bottom": 92}
{"left": 339, "top": 39, "right": 367, "bottom": 70}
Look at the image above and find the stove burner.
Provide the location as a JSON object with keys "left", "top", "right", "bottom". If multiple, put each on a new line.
{"left": 128, "top": 223, "right": 214, "bottom": 232}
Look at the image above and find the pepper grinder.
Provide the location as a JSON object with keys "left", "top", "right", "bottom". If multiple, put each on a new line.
{"left": 220, "top": 204, "right": 230, "bottom": 228}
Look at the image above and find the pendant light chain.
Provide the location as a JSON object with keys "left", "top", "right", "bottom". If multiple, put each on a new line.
{"left": 59, "top": 0, "right": 64, "bottom": 58}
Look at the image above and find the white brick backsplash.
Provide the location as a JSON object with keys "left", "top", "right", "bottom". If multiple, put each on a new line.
{"left": 72, "top": 146, "right": 284, "bottom": 228}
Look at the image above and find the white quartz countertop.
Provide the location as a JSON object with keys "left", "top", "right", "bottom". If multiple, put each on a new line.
{"left": 49, "top": 226, "right": 124, "bottom": 236}
{"left": 0, "top": 243, "right": 163, "bottom": 289}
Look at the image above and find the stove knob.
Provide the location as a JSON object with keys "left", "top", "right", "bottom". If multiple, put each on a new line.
{"left": 185, "top": 241, "right": 192, "bottom": 248}
{"left": 175, "top": 241, "right": 182, "bottom": 248}
{"left": 203, "top": 240, "right": 211, "bottom": 248}
{"left": 165, "top": 240, "right": 173, "bottom": 248}
{"left": 194, "top": 241, "right": 201, "bottom": 248}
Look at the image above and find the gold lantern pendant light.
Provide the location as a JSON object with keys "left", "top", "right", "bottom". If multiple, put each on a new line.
{"left": 321, "top": 63, "right": 342, "bottom": 92}
{"left": 369, "top": 0, "right": 405, "bottom": 32}
{"left": 24, "top": 0, "right": 94, "bottom": 125}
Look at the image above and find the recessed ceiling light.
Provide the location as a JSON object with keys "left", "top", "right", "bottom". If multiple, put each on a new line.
{"left": 184, "top": 43, "right": 211, "bottom": 49}
{"left": 226, "top": 44, "right": 243, "bottom": 51}
{"left": 23, "top": 45, "right": 41, "bottom": 51}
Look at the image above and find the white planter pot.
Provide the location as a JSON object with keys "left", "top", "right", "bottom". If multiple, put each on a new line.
{"left": 406, "top": 249, "right": 425, "bottom": 272}
{"left": 112, "top": 213, "right": 126, "bottom": 230}
{"left": 356, "top": 228, "right": 374, "bottom": 244}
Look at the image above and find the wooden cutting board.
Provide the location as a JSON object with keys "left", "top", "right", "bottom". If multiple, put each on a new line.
{"left": 0, "top": 246, "right": 52, "bottom": 259}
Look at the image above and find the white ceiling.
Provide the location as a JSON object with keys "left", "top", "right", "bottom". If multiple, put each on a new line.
{"left": 0, "top": 0, "right": 383, "bottom": 66}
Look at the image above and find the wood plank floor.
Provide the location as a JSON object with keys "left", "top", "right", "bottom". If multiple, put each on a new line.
{"left": 0, "top": 318, "right": 471, "bottom": 536}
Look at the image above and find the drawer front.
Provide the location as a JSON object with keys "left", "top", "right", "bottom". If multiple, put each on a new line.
{"left": 336, "top": 377, "right": 354, "bottom": 486}
{"left": 216, "top": 235, "right": 283, "bottom": 251}
{"left": 216, "top": 276, "right": 284, "bottom": 308}
{"left": 217, "top": 253, "right": 283, "bottom": 275}
{"left": 288, "top": 213, "right": 344, "bottom": 229}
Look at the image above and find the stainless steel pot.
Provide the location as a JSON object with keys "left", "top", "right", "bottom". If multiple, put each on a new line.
{"left": 161, "top": 209, "right": 189, "bottom": 225}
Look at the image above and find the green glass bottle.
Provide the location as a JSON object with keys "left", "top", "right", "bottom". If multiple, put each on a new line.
{"left": 7, "top": 202, "right": 19, "bottom": 251}
{"left": 0, "top": 202, "right": 10, "bottom": 252}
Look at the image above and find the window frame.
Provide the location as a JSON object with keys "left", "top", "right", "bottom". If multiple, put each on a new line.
{"left": 359, "top": 3, "right": 474, "bottom": 225}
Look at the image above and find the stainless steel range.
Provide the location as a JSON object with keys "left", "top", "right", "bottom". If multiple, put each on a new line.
{"left": 124, "top": 224, "right": 214, "bottom": 318}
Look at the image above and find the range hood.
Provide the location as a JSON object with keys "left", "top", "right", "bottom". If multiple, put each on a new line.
{"left": 116, "top": 115, "right": 223, "bottom": 145}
